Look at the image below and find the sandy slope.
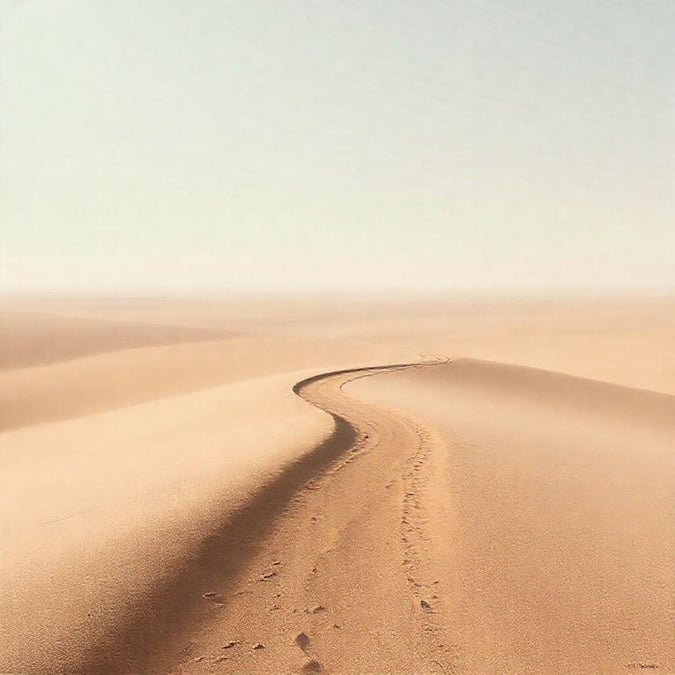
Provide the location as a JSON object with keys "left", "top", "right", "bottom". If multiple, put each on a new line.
{"left": 0, "top": 333, "right": 408, "bottom": 431}
{"left": 1, "top": 298, "right": 673, "bottom": 673}
{"left": 0, "top": 311, "right": 229, "bottom": 369}
{"left": 0, "top": 311, "right": 411, "bottom": 672}
{"left": 165, "top": 359, "right": 673, "bottom": 673}
{"left": 0, "top": 371, "right": 338, "bottom": 673}
{"left": 349, "top": 360, "right": 675, "bottom": 673}
{"left": 169, "top": 363, "right": 447, "bottom": 673}
{"left": 6, "top": 294, "right": 673, "bottom": 393}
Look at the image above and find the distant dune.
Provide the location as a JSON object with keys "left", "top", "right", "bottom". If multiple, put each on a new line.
{"left": 0, "top": 311, "right": 229, "bottom": 370}
{"left": 0, "top": 295, "right": 672, "bottom": 673}
{"left": 0, "top": 332, "right": 407, "bottom": 431}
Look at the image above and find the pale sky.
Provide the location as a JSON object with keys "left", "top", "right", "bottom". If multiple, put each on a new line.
{"left": 1, "top": 0, "right": 673, "bottom": 291}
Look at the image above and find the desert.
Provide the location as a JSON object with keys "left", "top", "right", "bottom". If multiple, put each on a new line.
{"left": 0, "top": 294, "right": 673, "bottom": 673}
{"left": 2, "top": 1, "right": 673, "bottom": 672}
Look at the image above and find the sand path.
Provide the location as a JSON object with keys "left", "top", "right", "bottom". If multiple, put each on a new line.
{"left": 170, "top": 361, "right": 455, "bottom": 673}
{"left": 172, "top": 359, "right": 674, "bottom": 674}
{"left": 2, "top": 301, "right": 673, "bottom": 673}
{"left": 349, "top": 360, "right": 675, "bottom": 674}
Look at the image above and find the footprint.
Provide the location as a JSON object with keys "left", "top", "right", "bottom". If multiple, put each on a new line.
{"left": 294, "top": 632, "right": 310, "bottom": 652}
{"left": 301, "top": 658, "right": 323, "bottom": 672}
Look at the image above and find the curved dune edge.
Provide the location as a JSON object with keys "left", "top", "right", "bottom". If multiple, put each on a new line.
{"left": 0, "top": 333, "right": 415, "bottom": 432}
{"left": 132, "top": 361, "right": 431, "bottom": 674}
{"left": 168, "top": 360, "right": 449, "bottom": 673}
{"left": 4, "top": 355, "right": 672, "bottom": 673}
{"left": 0, "top": 359, "right": 427, "bottom": 674}
{"left": 347, "top": 358, "right": 675, "bottom": 674}
{"left": 167, "top": 357, "right": 673, "bottom": 674}
{"left": 85, "top": 361, "right": 433, "bottom": 674}
{"left": 0, "top": 369, "right": 336, "bottom": 674}
{"left": 84, "top": 381, "right": 362, "bottom": 674}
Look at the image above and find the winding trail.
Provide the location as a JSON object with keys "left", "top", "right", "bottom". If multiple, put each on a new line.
{"left": 109, "top": 354, "right": 673, "bottom": 674}
{"left": 168, "top": 360, "right": 454, "bottom": 673}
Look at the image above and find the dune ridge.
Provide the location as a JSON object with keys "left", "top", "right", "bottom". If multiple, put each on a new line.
{"left": 0, "top": 329, "right": 411, "bottom": 431}
{"left": 170, "top": 361, "right": 450, "bottom": 673}
{"left": 0, "top": 311, "right": 231, "bottom": 370}
{"left": 0, "top": 360, "right": 429, "bottom": 673}
{"left": 348, "top": 359, "right": 675, "bottom": 673}
{"left": 83, "top": 371, "right": 366, "bottom": 674}
{"left": 1, "top": 300, "right": 673, "bottom": 673}
{"left": 167, "top": 358, "right": 673, "bottom": 673}
{"left": 0, "top": 369, "right": 336, "bottom": 673}
{"left": 0, "top": 309, "right": 424, "bottom": 674}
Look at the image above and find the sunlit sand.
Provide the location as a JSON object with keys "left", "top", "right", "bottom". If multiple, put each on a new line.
{"left": 1, "top": 294, "right": 672, "bottom": 672}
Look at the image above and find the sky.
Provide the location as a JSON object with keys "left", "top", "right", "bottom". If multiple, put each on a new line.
{"left": 1, "top": 0, "right": 673, "bottom": 292}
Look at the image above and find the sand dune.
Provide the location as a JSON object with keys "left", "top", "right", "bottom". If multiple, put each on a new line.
{"left": 168, "top": 363, "right": 440, "bottom": 673}
{"left": 0, "top": 311, "right": 411, "bottom": 672}
{"left": 162, "top": 359, "right": 673, "bottom": 673}
{"left": 0, "top": 333, "right": 408, "bottom": 431}
{"left": 348, "top": 360, "right": 675, "bottom": 673}
{"left": 0, "top": 371, "right": 336, "bottom": 673}
{"left": 6, "top": 294, "right": 673, "bottom": 393}
{"left": 0, "top": 311, "right": 229, "bottom": 370}
{"left": 1, "top": 298, "right": 673, "bottom": 673}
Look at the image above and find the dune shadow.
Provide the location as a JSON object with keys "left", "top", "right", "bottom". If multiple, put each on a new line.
{"left": 79, "top": 371, "right": 363, "bottom": 673}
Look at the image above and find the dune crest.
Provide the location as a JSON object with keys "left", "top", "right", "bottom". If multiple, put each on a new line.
{"left": 348, "top": 359, "right": 675, "bottom": 673}
{"left": 1, "top": 300, "right": 673, "bottom": 673}
{"left": 0, "top": 371, "right": 336, "bottom": 673}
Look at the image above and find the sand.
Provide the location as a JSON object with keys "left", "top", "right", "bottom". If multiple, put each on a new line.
{"left": 349, "top": 360, "right": 675, "bottom": 673}
{"left": 0, "top": 294, "right": 673, "bottom": 673}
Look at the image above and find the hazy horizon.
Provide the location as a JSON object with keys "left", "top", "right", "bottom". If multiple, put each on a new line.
{"left": 1, "top": 7, "right": 674, "bottom": 668}
{"left": 1, "top": 0, "right": 673, "bottom": 292}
